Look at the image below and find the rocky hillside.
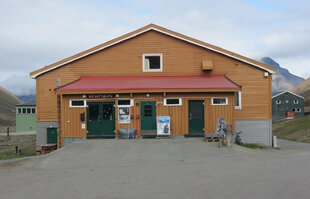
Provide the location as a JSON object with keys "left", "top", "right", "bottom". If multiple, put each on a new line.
{"left": 260, "top": 57, "right": 305, "bottom": 94}
{"left": 0, "top": 86, "right": 22, "bottom": 126}
{"left": 291, "top": 78, "right": 310, "bottom": 112}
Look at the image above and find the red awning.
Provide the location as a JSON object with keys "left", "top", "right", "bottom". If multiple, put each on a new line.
{"left": 56, "top": 75, "right": 240, "bottom": 92}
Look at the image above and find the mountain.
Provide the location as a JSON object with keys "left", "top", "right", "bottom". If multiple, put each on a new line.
{"left": 260, "top": 57, "right": 305, "bottom": 94}
{"left": 0, "top": 86, "right": 22, "bottom": 126}
{"left": 291, "top": 78, "right": 310, "bottom": 112}
{"left": 17, "top": 94, "right": 36, "bottom": 104}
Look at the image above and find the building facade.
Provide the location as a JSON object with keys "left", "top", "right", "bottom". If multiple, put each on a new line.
{"left": 272, "top": 91, "right": 304, "bottom": 121}
{"left": 16, "top": 103, "right": 36, "bottom": 132}
{"left": 30, "top": 24, "right": 275, "bottom": 148}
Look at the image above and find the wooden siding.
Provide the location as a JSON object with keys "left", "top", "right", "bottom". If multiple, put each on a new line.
{"left": 36, "top": 30, "right": 272, "bottom": 122}
{"left": 61, "top": 93, "right": 233, "bottom": 138}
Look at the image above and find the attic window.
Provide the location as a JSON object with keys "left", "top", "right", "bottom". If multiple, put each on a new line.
{"left": 294, "top": 100, "right": 298, "bottom": 104}
{"left": 143, "top": 53, "right": 162, "bottom": 72}
{"left": 276, "top": 100, "right": 281, "bottom": 104}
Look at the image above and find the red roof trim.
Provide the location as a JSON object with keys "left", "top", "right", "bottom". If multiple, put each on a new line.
{"left": 56, "top": 75, "right": 240, "bottom": 92}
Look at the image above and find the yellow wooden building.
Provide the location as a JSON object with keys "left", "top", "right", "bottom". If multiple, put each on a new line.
{"left": 30, "top": 24, "right": 275, "bottom": 148}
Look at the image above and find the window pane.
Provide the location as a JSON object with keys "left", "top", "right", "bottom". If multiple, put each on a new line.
{"left": 144, "top": 105, "right": 152, "bottom": 117}
{"left": 102, "top": 104, "right": 113, "bottom": 120}
{"left": 213, "top": 98, "right": 226, "bottom": 104}
{"left": 166, "top": 99, "right": 180, "bottom": 105}
{"left": 235, "top": 92, "right": 239, "bottom": 106}
{"left": 18, "top": 108, "right": 21, "bottom": 114}
{"left": 22, "top": 108, "right": 26, "bottom": 114}
{"left": 32, "top": 108, "right": 36, "bottom": 114}
{"left": 71, "top": 100, "right": 84, "bottom": 106}
{"left": 118, "top": 100, "right": 131, "bottom": 106}
{"left": 27, "top": 108, "right": 31, "bottom": 114}
{"left": 145, "top": 56, "right": 160, "bottom": 69}
{"left": 89, "top": 104, "right": 99, "bottom": 121}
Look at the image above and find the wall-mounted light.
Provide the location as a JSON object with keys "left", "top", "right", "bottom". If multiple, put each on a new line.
{"left": 146, "top": 93, "right": 150, "bottom": 98}
{"left": 82, "top": 95, "right": 87, "bottom": 98}
{"left": 115, "top": 94, "right": 119, "bottom": 98}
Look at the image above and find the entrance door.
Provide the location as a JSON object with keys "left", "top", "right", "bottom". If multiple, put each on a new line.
{"left": 189, "top": 100, "right": 204, "bottom": 135}
{"left": 47, "top": 128, "right": 57, "bottom": 144}
{"left": 87, "top": 102, "right": 115, "bottom": 136}
{"left": 141, "top": 101, "right": 156, "bottom": 136}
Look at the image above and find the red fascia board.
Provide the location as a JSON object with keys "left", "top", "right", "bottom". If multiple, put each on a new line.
{"left": 56, "top": 75, "right": 240, "bottom": 91}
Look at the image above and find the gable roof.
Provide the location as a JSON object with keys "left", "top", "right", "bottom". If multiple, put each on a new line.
{"left": 272, "top": 90, "right": 305, "bottom": 99}
{"left": 30, "top": 24, "right": 275, "bottom": 78}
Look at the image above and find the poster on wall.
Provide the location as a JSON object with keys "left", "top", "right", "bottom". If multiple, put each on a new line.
{"left": 216, "top": 118, "right": 225, "bottom": 134}
{"left": 118, "top": 107, "right": 130, "bottom": 124}
{"left": 157, "top": 116, "right": 170, "bottom": 135}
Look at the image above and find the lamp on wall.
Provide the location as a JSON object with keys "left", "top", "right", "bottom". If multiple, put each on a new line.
{"left": 82, "top": 95, "right": 87, "bottom": 99}
{"left": 115, "top": 94, "right": 119, "bottom": 98}
{"left": 146, "top": 93, "right": 150, "bottom": 98}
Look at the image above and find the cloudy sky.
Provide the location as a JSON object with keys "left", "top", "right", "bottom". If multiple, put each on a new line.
{"left": 0, "top": 0, "right": 309, "bottom": 95}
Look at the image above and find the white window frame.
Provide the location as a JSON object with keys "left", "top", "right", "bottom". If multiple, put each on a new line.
{"left": 117, "top": 99, "right": 134, "bottom": 107}
{"left": 164, "top": 98, "right": 182, "bottom": 106}
{"left": 70, "top": 99, "right": 86, "bottom": 107}
{"left": 142, "top": 53, "right": 163, "bottom": 72}
{"left": 296, "top": 109, "right": 301, "bottom": 112}
{"left": 211, "top": 97, "right": 228, "bottom": 105}
{"left": 276, "top": 100, "right": 281, "bottom": 104}
{"left": 294, "top": 100, "right": 299, "bottom": 104}
{"left": 235, "top": 91, "right": 242, "bottom": 109}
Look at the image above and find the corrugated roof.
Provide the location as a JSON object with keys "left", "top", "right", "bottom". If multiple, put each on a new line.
{"left": 56, "top": 75, "right": 240, "bottom": 92}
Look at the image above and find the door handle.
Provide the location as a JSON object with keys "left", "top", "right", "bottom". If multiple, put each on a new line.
{"left": 189, "top": 113, "right": 192, "bottom": 120}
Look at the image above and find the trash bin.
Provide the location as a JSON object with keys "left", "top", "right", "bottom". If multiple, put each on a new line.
{"left": 118, "top": 128, "right": 137, "bottom": 139}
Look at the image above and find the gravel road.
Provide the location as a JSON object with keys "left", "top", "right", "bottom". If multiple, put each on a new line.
{"left": 1, "top": 138, "right": 310, "bottom": 199}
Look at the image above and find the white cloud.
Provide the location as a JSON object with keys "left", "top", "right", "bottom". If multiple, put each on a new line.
{"left": 0, "top": 0, "right": 309, "bottom": 92}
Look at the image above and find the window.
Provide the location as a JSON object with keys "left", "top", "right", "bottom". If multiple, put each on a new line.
{"left": 143, "top": 53, "right": 162, "bottom": 72}
{"left": 164, "top": 98, "right": 182, "bottom": 106}
{"left": 70, "top": 100, "right": 86, "bottom": 107}
{"left": 286, "top": 100, "right": 289, "bottom": 103}
{"left": 296, "top": 109, "right": 301, "bottom": 112}
{"left": 18, "top": 108, "right": 21, "bottom": 114}
{"left": 294, "top": 100, "right": 298, "bottom": 104}
{"left": 22, "top": 108, "right": 26, "bottom": 114}
{"left": 212, "top": 97, "right": 228, "bottom": 105}
{"left": 27, "top": 108, "right": 31, "bottom": 114}
{"left": 234, "top": 92, "right": 242, "bottom": 109}
{"left": 118, "top": 99, "right": 133, "bottom": 107}
{"left": 276, "top": 100, "right": 281, "bottom": 104}
{"left": 32, "top": 108, "right": 36, "bottom": 114}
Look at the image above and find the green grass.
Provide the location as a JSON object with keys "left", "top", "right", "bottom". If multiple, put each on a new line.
{"left": 0, "top": 147, "right": 36, "bottom": 160}
{"left": 273, "top": 116, "right": 310, "bottom": 142}
{"left": 242, "top": 143, "right": 267, "bottom": 149}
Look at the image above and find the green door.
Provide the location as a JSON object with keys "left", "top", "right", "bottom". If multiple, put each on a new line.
{"left": 87, "top": 102, "right": 115, "bottom": 136}
{"left": 141, "top": 101, "right": 156, "bottom": 136}
{"left": 189, "top": 100, "right": 204, "bottom": 135}
{"left": 47, "top": 128, "right": 58, "bottom": 144}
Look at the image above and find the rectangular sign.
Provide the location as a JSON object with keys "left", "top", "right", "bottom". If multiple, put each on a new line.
{"left": 216, "top": 118, "right": 225, "bottom": 134}
{"left": 157, "top": 116, "right": 170, "bottom": 135}
{"left": 88, "top": 94, "right": 115, "bottom": 99}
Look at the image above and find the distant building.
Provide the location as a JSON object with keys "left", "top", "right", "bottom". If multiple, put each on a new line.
{"left": 272, "top": 91, "right": 304, "bottom": 121}
{"left": 16, "top": 102, "right": 36, "bottom": 132}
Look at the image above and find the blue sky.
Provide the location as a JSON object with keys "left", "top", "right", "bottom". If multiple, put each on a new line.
{"left": 0, "top": 0, "right": 309, "bottom": 95}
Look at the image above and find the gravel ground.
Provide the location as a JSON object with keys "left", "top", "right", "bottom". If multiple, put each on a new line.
{"left": 0, "top": 138, "right": 310, "bottom": 199}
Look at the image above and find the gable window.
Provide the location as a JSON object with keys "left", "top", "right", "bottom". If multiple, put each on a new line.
{"left": 70, "top": 100, "right": 86, "bottom": 107}
{"left": 296, "top": 109, "right": 301, "bottom": 112}
{"left": 234, "top": 91, "right": 242, "bottom": 109}
{"left": 294, "top": 100, "right": 298, "bottom": 104}
{"left": 143, "top": 53, "right": 162, "bottom": 72}
{"left": 212, "top": 97, "right": 228, "bottom": 105}
{"left": 164, "top": 98, "right": 182, "bottom": 106}
{"left": 276, "top": 100, "right": 281, "bottom": 104}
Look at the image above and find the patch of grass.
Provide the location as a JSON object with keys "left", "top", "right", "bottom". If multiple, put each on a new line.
{"left": 0, "top": 147, "right": 36, "bottom": 160}
{"left": 242, "top": 143, "right": 267, "bottom": 149}
{"left": 273, "top": 116, "right": 310, "bottom": 142}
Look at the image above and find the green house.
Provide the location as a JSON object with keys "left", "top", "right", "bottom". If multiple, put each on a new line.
{"left": 16, "top": 102, "right": 37, "bottom": 132}
{"left": 272, "top": 91, "right": 304, "bottom": 121}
